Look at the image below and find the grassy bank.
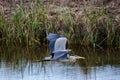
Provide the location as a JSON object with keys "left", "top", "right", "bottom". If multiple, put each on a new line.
{"left": 0, "top": 0, "right": 120, "bottom": 48}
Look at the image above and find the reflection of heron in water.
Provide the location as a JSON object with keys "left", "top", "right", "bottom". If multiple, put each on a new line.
{"left": 44, "top": 33, "right": 85, "bottom": 62}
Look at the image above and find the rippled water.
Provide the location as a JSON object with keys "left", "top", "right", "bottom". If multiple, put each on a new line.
{"left": 0, "top": 45, "right": 120, "bottom": 80}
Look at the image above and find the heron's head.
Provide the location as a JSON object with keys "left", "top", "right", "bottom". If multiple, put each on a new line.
{"left": 69, "top": 55, "right": 85, "bottom": 62}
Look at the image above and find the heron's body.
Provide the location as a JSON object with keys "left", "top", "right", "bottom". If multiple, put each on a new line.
{"left": 43, "top": 56, "right": 85, "bottom": 62}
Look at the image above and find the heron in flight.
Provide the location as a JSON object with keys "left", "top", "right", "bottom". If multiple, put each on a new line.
{"left": 44, "top": 33, "right": 85, "bottom": 62}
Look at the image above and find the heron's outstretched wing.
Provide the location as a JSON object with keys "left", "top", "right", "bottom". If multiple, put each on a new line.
{"left": 53, "top": 37, "right": 67, "bottom": 52}
{"left": 47, "top": 33, "right": 71, "bottom": 60}
{"left": 46, "top": 33, "right": 63, "bottom": 54}
{"left": 47, "top": 33, "right": 62, "bottom": 41}
{"left": 52, "top": 37, "right": 70, "bottom": 60}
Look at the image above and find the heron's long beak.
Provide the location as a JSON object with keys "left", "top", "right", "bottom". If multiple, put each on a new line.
{"left": 76, "top": 56, "right": 85, "bottom": 59}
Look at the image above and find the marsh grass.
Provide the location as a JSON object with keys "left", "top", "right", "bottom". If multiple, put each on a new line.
{"left": 0, "top": 1, "right": 119, "bottom": 48}
{"left": 0, "top": 2, "right": 48, "bottom": 46}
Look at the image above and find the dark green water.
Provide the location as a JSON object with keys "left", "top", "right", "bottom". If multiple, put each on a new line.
{"left": 0, "top": 45, "right": 120, "bottom": 80}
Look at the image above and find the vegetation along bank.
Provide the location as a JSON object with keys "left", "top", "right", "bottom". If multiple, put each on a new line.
{"left": 0, "top": 0, "right": 120, "bottom": 48}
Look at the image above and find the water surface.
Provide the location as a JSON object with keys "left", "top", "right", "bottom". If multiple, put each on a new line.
{"left": 0, "top": 45, "right": 120, "bottom": 80}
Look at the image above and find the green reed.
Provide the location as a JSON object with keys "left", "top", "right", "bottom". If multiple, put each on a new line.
{"left": 0, "top": 1, "right": 119, "bottom": 48}
{"left": 99, "top": 5, "right": 119, "bottom": 47}
{"left": 0, "top": 2, "right": 48, "bottom": 46}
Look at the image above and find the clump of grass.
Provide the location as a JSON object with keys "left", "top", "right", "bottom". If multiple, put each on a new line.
{"left": 0, "top": 2, "right": 49, "bottom": 47}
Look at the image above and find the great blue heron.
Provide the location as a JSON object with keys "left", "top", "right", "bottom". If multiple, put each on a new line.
{"left": 44, "top": 33, "right": 85, "bottom": 62}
